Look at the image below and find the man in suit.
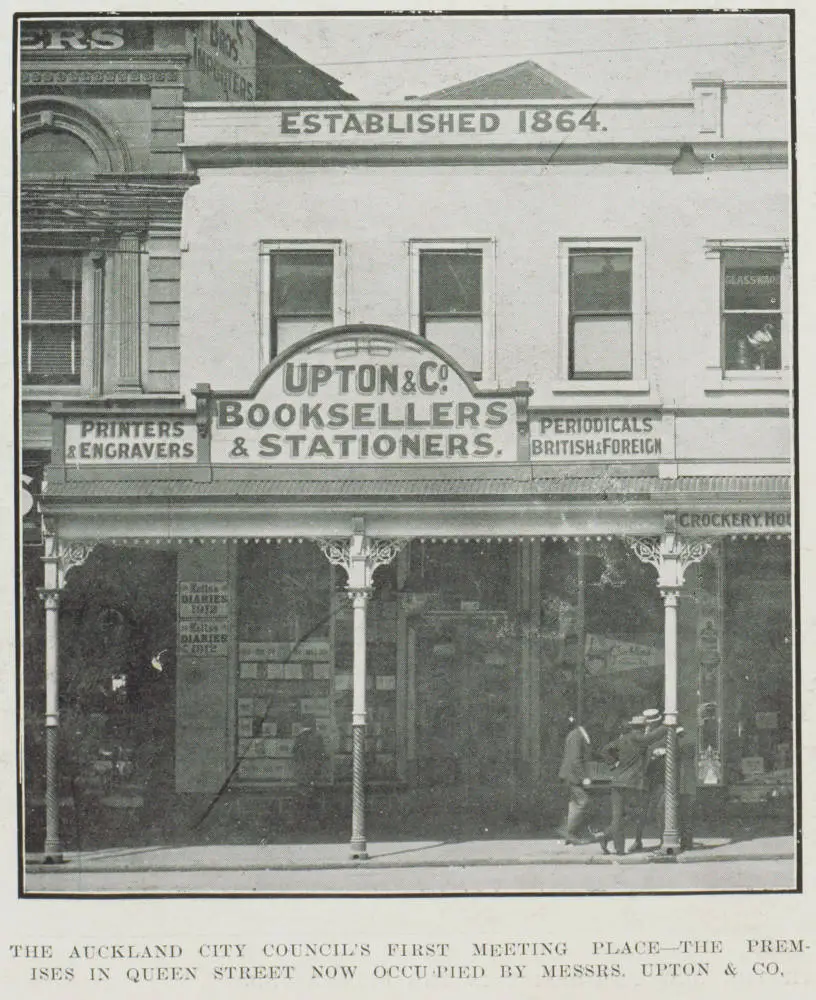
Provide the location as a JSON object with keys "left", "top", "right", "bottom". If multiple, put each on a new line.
{"left": 597, "top": 714, "right": 666, "bottom": 856}
{"left": 557, "top": 716, "right": 593, "bottom": 845}
{"left": 631, "top": 708, "right": 665, "bottom": 852}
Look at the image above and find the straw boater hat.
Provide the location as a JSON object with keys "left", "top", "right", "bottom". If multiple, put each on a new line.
{"left": 642, "top": 708, "right": 662, "bottom": 723}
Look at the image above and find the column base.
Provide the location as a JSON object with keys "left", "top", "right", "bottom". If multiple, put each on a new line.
{"left": 42, "top": 849, "right": 65, "bottom": 865}
{"left": 350, "top": 842, "right": 369, "bottom": 861}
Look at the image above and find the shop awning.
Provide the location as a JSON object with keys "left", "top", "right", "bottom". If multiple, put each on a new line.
{"left": 43, "top": 469, "right": 792, "bottom": 502}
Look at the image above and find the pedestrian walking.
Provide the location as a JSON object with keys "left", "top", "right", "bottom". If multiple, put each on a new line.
{"left": 557, "top": 715, "right": 593, "bottom": 845}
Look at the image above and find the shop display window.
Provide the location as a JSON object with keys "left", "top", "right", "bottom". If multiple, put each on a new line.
{"left": 539, "top": 538, "right": 663, "bottom": 758}
{"left": 723, "top": 539, "right": 793, "bottom": 806}
{"left": 235, "top": 544, "right": 399, "bottom": 786}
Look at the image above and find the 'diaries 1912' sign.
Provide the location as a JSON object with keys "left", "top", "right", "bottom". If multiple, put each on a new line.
{"left": 209, "top": 332, "right": 519, "bottom": 463}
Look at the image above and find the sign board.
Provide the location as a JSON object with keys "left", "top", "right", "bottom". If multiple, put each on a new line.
{"left": 209, "top": 331, "right": 518, "bottom": 464}
{"left": 178, "top": 582, "right": 229, "bottom": 656}
{"left": 584, "top": 634, "right": 662, "bottom": 674}
{"left": 179, "top": 618, "right": 229, "bottom": 657}
{"left": 203, "top": 102, "right": 695, "bottom": 147}
{"left": 64, "top": 417, "right": 198, "bottom": 464}
{"left": 19, "top": 22, "right": 146, "bottom": 51}
{"left": 185, "top": 19, "right": 256, "bottom": 101}
{"left": 677, "top": 510, "right": 791, "bottom": 532}
{"left": 178, "top": 581, "right": 229, "bottom": 618}
{"left": 530, "top": 411, "right": 662, "bottom": 462}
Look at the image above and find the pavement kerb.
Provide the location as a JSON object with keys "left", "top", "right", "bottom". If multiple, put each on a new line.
{"left": 24, "top": 846, "right": 795, "bottom": 874}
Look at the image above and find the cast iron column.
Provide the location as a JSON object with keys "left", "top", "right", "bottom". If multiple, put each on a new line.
{"left": 661, "top": 587, "right": 681, "bottom": 850}
{"left": 630, "top": 520, "right": 710, "bottom": 857}
{"left": 318, "top": 523, "right": 405, "bottom": 860}
{"left": 37, "top": 527, "right": 96, "bottom": 864}
{"left": 348, "top": 585, "right": 372, "bottom": 858}
{"left": 37, "top": 587, "right": 62, "bottom": 863}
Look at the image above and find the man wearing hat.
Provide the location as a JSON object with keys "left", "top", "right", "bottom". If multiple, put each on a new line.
{"left": 596, "top": 713, "right": 666, "bottom": 856}
{"left": 631, "top": 708, "right": 665, "bottom": 852}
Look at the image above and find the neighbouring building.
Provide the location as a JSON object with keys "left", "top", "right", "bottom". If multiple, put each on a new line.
{"left": 16, "top": 16, "right": 353, "bottom": 859}
{"left": 25, "top": 50, "right": 794, "bottom": 861}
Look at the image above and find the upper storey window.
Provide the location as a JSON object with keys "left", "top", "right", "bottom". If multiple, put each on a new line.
{"left": 568, "top": 248, "right": 633, "bottom": 380}
{"left": 721, "top": 249, "right": 783, "bottom": 372}
{"left": 20, "top": 254, "right": 85, "bottom": 386}
{"left": 270, "top": 250, "right": 334, "bottom": 356}
{"left": 410, "top": 240, "right": 495, "bottom": 380}
{"left": 261, "top": 242, "right": 345, "bottom": 361}
{"left": 419, "top": 249, "right": 482, "bottom": 375}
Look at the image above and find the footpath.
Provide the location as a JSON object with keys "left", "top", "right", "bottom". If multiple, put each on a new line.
{"left": 25, "top": 834, "right": 795, "bottom": 874}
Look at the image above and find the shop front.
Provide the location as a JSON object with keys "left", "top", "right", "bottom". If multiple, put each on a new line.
{"left": 30, "top": 327, "right": 793, "bottom": 860}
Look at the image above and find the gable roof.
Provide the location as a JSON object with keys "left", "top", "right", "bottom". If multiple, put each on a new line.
{"left": 418, "top": 60, "right": 588, "bottom": 100}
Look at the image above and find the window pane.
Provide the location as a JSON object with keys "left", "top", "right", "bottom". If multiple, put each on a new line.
{"left": 424, "top": 317, "right": 482, "bottom": 373}
{"left": 723, "top": 252, "right": 781, "bottom": 311}
{"left": 23, "top": 324, "right": 81, "bottom": 384}
{"left": 570, "top": 251, "right": 632, "bottom": 313}
{"left": 420, "top": 251, "right": 482, "bottom": 315}
{"left": 23, "top": 256, "right": 81, "bottom": 321}
{"left": 571, "top": 316, "right": 632, "bottom": 378}
{"left": 723, "top": 314, "right": 781, "bottom": 371}
{"left": 272, "top": 252, "right": 333, "bottom": 317}
{"left": 22, "top": 131, "right": 99, "bottom": 176}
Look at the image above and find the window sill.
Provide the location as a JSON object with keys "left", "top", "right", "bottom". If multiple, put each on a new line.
{"left": 703, "top": 368, "right": 791, "bottom": 393}
{"left": 552, "top": 379, "right": 652, "bottom": 395}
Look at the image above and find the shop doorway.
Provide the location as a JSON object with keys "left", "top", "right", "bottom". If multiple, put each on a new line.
{"left": 412, "top": 611, "right": 520, "bottom": 788}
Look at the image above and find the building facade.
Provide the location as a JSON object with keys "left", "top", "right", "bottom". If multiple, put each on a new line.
{"left": 26, "top": 59, "right": 794, "bottom": 861}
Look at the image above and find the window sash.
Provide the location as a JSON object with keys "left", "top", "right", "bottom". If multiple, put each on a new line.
{"left": 270, "top": 251, "right": 333, "bottom": 318}
{"left": 21, "top": 323, "right": 82, "bottom": 384}
{"left": 419, "top": 250, "right": 483, "bottom": 324}
{"left": 568, "top": 249, "right": 633, "bottom": 379}
{"left": 720, "top": 252, "right": 783, "bottom": 372}
{"left": 270, "top": 251, "right": 334, "bottom": 356}
{"left": 20, "top": 254, "right": 84, "bottom": 386}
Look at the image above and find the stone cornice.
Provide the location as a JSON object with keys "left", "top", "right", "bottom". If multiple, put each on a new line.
{"left": 20, "top": 174, "right": 198, "bottom": 235}
{"left": 21, "top": 53, "right": 189, "bottom": 88}
{"left": 181, "top": 140, "right": 788, "bottom": 170}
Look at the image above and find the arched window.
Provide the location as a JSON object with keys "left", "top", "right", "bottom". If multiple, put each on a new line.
{"left": 21, "top": 129, "right": 100, "bottom": 176}
{"left": 20, "top": 99, "right": 131, "bottom": 175}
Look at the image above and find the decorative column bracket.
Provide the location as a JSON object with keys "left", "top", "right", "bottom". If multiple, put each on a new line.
{"left": 42, "top": 520, "right": 98, "bottom": 591}
{"left": 317, "top": 536, "right": 407, "bottom": 589}
{"left": 628, "top": 533, "right": 712, "bottom": 592}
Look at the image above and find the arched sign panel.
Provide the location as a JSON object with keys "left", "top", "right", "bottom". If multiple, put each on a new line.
{"left": 208, "top": 328, "right": 520, "bottom": 464}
